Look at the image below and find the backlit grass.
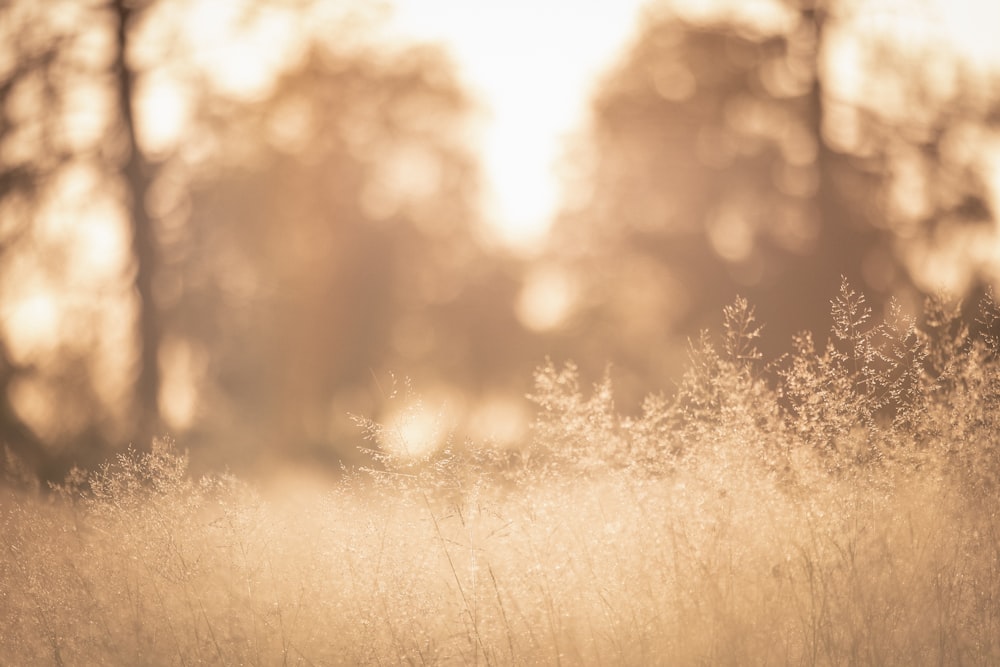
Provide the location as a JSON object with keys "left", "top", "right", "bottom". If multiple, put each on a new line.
{"left": 3, "top": 281, "right": 999, "bottom": 665}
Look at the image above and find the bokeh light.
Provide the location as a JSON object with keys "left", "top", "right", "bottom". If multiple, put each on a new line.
{"left": 0, "top": 0, "right": 998, "bottom": 477}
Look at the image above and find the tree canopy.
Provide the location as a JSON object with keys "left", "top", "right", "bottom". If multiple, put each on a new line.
{"left": 0, "top": 0, "right": 535, "bottom": 479}
{"left": 546, "top": 1, "right": 1000, "bottom": 404}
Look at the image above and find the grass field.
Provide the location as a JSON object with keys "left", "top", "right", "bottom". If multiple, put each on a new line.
{"left": 3, "top": 281, "right": 999, "bottom": 665}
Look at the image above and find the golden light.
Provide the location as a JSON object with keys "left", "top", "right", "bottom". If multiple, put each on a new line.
{"left": 516, "top": 263, "right": 579, "bottom": 332}
{"left": 381, "top": 0, "right": 1000, "bottom": 260}
{"left": 159, "top": 336, "right": 207, "bottom": 431}
{"left": 177, "top": 0, "right": 304, "bottom": 100}
{"left": 124, "top": 0, "right": 1000, "bottom": 262}
{"left": 6, "top": 0, "right": 999, "bottom": 455}
{"left": 930, "top": 0, "right": 1000, "bottom": 70}
{"left": 386, "top": 0, "right": 650, "bottom": 252}
{"left": 379, "top": 399, "right": 453, "bottom": 459}
{"left": 134, "top": 72, "right": 190, "bottom": 158}
{"left": 2, "top": 292, "right": 60, "bottom": 359}
{"left": 466, "top": 395, "right": 530, "bottom": 447}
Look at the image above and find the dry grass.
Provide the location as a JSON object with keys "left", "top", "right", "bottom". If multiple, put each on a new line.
{"left": 2, "top": 281, "right": 999, "bottom": 665}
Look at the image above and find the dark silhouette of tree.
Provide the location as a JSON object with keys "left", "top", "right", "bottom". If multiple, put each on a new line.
{"left": 112, "top": 0, "right": 161, "bottom": 445}
{"left": 549, "top": 1, "right": 1000, "bottom": 402}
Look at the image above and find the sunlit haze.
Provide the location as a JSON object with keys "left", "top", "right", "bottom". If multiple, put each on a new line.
{"left": 6, "top": 2, "right": 1000, "bottom": 660}
{"left": 4, "top": 0, "right": 1000, "bottom": 458}
{"left": 384, "top": 0, "right": 1000, "bottom": 251}
{"left": 130, "top": 0, "right": 1000, "bottom": 253}
{"left": 385, "top": 0, "right": 650, "bottom": 251}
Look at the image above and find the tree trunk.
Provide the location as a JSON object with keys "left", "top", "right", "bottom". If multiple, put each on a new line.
{"left": 800, "top": 1, "right": 872, "bottom": 303}
{"left": 112, "top": 0, "right": 161, "bottom": 445}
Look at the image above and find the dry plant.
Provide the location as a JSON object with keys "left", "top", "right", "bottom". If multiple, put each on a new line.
{"left": 2, "top": 280, "right": 999, "bottom": 665}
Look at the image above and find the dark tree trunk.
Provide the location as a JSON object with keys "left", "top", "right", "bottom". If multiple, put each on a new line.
{"left": 800, "top": 2, "right": 875, "bottom": 310}
{"left": 112, "top": 0, "right": 161, "bottom": 445}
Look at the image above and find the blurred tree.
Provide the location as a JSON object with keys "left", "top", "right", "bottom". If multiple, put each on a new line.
{"left": 0, "top": 0, "right": 144, "bottom": 480}
{"left": 112, "top": 0, "right": 161, "bottom": 444}
{"left": 155, "top": 41, "right": 534, "bottom": 467}
{"left": 549, "top": 0, "right": 1000, "bottom": 402}
{"left": 0, "top": 0, "right": 534, "bottom": 480}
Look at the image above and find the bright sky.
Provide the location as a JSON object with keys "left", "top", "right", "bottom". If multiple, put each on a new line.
{"left": 383, "top": 0, "right": 1000, "bottom": 253}
{"left": 129, "top": 0, "right": 1000, "bottom": 255}
{"left": 384, "top": 0, "right": 651, "bottom": 251}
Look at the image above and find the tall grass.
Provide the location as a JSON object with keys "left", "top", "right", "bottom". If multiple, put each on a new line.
{"left": 2, "top": 280, "right": 999, "bottom": 665}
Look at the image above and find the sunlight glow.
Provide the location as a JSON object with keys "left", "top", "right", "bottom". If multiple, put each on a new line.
{"left": 932, "top": 0, "right": 1000, "bottom": 70}
{"left": 159, "top": 337, "right": 207, "bottom": 430}
{"left": 62, "top": 78, "right": 114, "bottom": 152}
{"left": 3, "top": 293, "right": 60, "bottom": 357}
{"left": 386, "top": 0, "right": 649, "bottom": 251}
{"left": 516, "top": 264, "right": 578, "bottom": 332}
{"left": 383, "top": 0, "right": 1000, "bottom": 253}
{"left": 77, "top": 214, "right": 129, "bottom": 283}
{"left": 179, "top": 0, "right": 304, "bottom": 100}
{"left": 39, "top": 164, "right": 131, "bottom": 284}
{"left": 125, "top": 0, "right": 1000, "bottom": 258}
{"left": 380, "top": 401, "right": 450, "bottom": 459}
{"left": 466, "top": 395, "right": 529, "bottom": 447}
{"left": 135, "top": 73, "right": 190, "bottom": 158}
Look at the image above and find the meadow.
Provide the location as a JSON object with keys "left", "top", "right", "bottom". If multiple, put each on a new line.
{"left": 2, "top": 280, "right": 999, "bottom": 665}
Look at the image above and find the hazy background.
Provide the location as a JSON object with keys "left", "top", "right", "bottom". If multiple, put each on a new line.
{"left": 1, "top": 0, "right": 999, "bottom": 481}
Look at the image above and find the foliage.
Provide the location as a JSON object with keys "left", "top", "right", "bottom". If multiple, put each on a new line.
{"left": 549, "top": 5, "right": 1000, "bottom": 406}
{"left": 2, "top": 282, "right": 1000, "bottom": 665}
{"left": 0, "top": 0, "right": 527, "bottom": 481}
